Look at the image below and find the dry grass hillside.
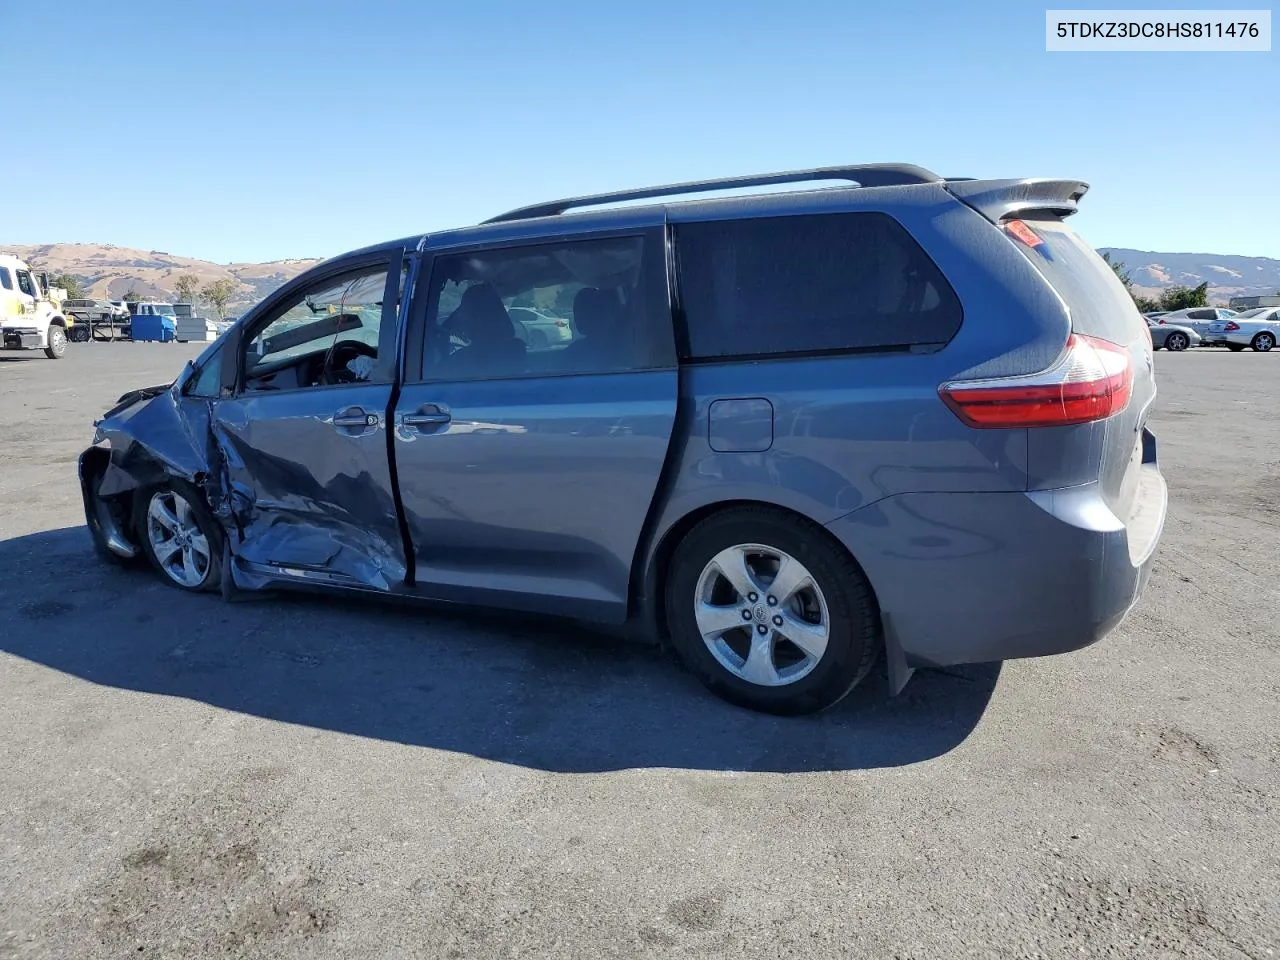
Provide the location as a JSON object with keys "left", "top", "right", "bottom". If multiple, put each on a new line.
{"left": 2, "top": 243, "right": 321, "bottom": 312}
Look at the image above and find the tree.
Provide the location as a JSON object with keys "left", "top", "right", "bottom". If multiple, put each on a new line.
{"left": 200, "top": 278, "right": 239, "bottom": 319}
{"left": 1159, "top": 282, "right": 1209, "bottom": 311}
{"left": 174, "top": 272, "right": 201, "bottom": 303}
{"left": 1101, "top": 252, "right": 1160, "bottom": 313}
{"left": 1102, "top": 252, "right": 1132, "bottom": 290}
{"left": 49, "top": 273, "right": 82, "bottom": 299}
{"left": 122, "top": 286, "right": 140, "bottom": 302}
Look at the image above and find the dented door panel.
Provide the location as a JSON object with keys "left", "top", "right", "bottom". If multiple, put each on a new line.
{"left": 211, "top": 385, "right": 405, "bottom": 590}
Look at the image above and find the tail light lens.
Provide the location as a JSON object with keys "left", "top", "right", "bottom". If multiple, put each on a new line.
{"left": 1225, "top": 321, "right": 1240, "bottom": 332}
{"left": 940, "top": 334, "right": 1133, "bottom": 429}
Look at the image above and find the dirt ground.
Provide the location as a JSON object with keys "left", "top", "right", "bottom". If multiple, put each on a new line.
{"left": 1, "top": 342, "right": 1277, "bottom": 959}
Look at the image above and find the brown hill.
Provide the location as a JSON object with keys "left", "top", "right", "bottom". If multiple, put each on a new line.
{"left": 2, "top": 242, "right": 321, "bottom": 312}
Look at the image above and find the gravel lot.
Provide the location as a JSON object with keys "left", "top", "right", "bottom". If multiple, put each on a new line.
{"left": 1, "top": 342, "right": 1277, "bottom": 959}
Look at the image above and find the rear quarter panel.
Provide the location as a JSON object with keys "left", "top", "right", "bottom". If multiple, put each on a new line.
{"left": 644, "top": 188, "right": 1074, "bottom": 585}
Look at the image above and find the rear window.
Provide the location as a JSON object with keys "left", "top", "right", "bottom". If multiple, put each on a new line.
{"left": 676, "top": 212, "right": 962, "bottom": 359}
{"left": 1007, "top": 217, "right": 1141, "bottom": 343}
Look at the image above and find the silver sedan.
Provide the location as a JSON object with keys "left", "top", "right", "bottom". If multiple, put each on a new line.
{"left": 1206, "top": 308, "right": 1280, "bottom": 352}
{"left": 1148, "top": 319, "right": 1199, "bottom": 352}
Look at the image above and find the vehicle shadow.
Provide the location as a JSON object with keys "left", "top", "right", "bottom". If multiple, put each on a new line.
{"left": 1, "top": 526, "right": 1001, "bottom": 773}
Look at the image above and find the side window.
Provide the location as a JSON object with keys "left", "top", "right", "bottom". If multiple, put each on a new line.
{"left": 187, "top": 346, "right": 225, "bottom": 398}
{"left": 1187, "top": 310, "right": 1214, "bottom": 321}
{"left": 419, "top": 234, "right": 671, "bottom": 382}
{"left": 15, "top": 270, "right": 36, "bottom": 298}
{"left": 242, "top": 265, "right": 392, "bottom": 391}
{"left": 0, "top": 268, "right": 11, "bottom": 290}
{"left": 677, "top": 212, "right": 963, "bottom": 359}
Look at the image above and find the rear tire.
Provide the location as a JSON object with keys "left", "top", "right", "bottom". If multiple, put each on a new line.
{"left": 1252, "top": 332, "right": 1275, "bottom": 352}
{"left": 69, "top": 325, "right": 90, "bottom": 343}
{"left": 1165, "top": 332, "right": 1189, "bottom": 352}
{"left": 44, "top": 326, "right": 68, "bottom": 359}
{"left": 664, "top": 506, "right": 880, "bottom": 715}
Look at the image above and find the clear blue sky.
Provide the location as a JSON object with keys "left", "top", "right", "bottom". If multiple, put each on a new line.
{"left": 4, "top": 0, "right": 1276, "bottom": 263}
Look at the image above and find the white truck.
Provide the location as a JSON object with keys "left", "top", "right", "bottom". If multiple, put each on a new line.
{"left": 0, "top": 253, "right": 70, "bottom": 358}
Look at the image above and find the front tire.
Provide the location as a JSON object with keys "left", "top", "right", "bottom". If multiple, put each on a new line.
{"left": 1252, "top": 332, "right": 1276, "bottom": 352}
{"left": 135, "top": 481, "right": 223, "bottom": 592}
{"left": 44, "top": 325, "right": 68, "bottom": 359}
{"left": 664, "top": 506, "right": 880, "bottom": 715}
{"left": 1165, "top": 332, "right": 1189, "bottom": 352}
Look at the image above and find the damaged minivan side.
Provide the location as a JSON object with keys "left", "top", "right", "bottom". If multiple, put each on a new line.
{"left": 80, "top": 163, "right": 1167, "bottom": 716}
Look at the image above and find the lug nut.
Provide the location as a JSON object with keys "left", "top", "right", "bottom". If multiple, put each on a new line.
{"left": 773, "top": 615, "right": 783, "bottom": 626}
{"left": 767, "top": 595, "right": 777, "bottom": 606}
{"left": 741, "top": 609, "right": 752, "bottom": 620}
{"left": 756, "top": 624, "right": 768, "bottom": 635}
{"left": 748, "top": 593, "right": 758, "bottom": 602}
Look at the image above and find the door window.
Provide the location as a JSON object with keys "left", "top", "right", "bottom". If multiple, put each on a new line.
{"left": 1187, "top": 310, "right": 1215, "bottom": 321}
{"left": 242, "top": 265, "right": 396, "bottom": 391}
{"left": 15, "top": 270, "right": 36, "bottom": 298}
{"left": 418, "top": 234, "right": 671, "bottom": 382}
{"left": 0, "top": 268, "right": 11, "bottom": 290}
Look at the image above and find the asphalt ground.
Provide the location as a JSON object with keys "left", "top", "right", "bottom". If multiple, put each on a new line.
{"left": 1, "top": 341, "right": 1277, "bottom": 959}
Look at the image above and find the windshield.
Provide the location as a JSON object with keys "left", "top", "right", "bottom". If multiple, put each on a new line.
{"left": 153, "top": 304, "right": 177, "bottom": 316}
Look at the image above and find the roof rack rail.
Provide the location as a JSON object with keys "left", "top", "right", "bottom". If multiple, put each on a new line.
{"left": 482, "top": 163, "right": 943, "bottom": 224}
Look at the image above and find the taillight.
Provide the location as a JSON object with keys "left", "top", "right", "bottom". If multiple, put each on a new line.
{"left": 1225, "top": 321, "right": 1240, "bottom": 332}
{"left": 940, "top": 334, "right": 1133, "bottom": 429}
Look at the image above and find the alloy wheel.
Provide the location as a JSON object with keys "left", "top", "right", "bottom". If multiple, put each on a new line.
{"left": 693, "top": 543, "right": 830, "bottom": 687}
{"left": 145, "top": 490, "right": 212, "bottom": 588}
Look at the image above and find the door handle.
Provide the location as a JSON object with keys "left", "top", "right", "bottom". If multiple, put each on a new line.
{"left": 401, "top": 404, "right": 451, "bottom": 428}
{"left": 333, "top": 408, "right": 380, "bottom": 430}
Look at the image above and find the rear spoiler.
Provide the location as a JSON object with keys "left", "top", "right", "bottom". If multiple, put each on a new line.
{"left": 944, "top": 178, "right": 1089, "bottom": 222}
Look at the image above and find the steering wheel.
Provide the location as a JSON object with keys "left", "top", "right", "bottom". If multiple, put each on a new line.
{"left": 321, "top": 339, "right": 378, "bottom": 385}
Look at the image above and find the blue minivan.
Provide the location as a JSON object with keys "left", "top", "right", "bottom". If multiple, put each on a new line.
{"left": 80, "top": 164, "right": 1167, "bottom": 714}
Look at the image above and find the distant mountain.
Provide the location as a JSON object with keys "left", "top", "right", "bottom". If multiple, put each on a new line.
{"left": 1099, "top": 248, "right": 1280, "bottom": 304}
{"left": 1, "top": 243, "right": 321, "bottom": 312}
{"left": 5, "top": 241, "right": 1276, "bottom": 313}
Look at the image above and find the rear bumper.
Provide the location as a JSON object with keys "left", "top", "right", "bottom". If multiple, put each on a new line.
{"left": 825, "top": 435, "right": 1167, "bottom": 669}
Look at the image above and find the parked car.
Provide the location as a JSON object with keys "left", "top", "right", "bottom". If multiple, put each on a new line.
{"left": 1143, "top": 311, "right": 1169, "bottom": 322}
{"left": 1147, "top": 318, "right": 1198, "bottom": 351}
{"left": 1205, "top": 307, "right": 1280, "bottom": 352}
{"left": 78, "top": 164, "right": 1166, "bottom": 715}
{"left": 1156, "top": 307, "right": 1237, "bottom": 339}
{"left": 507, "top": 306, "right": 574, "bottom": 348}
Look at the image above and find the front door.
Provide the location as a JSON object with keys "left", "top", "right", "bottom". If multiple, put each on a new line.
{"left": 393, "top": 229, "right": 678, "bottom": 622}
{"left": 212, "top": 256, "right": 410, "bottom": 591}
